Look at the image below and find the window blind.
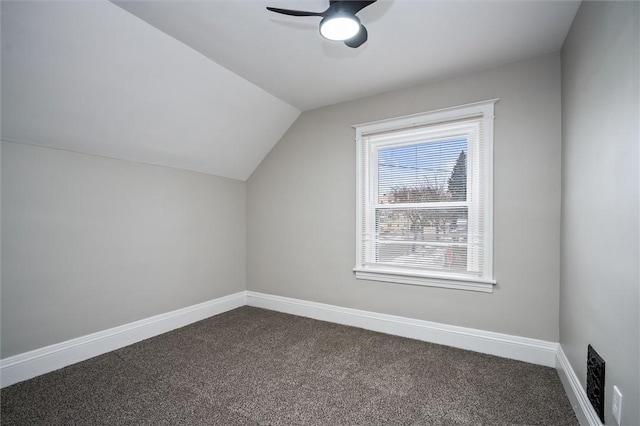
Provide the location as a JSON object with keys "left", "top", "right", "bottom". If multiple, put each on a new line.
{"left": 360, "top": 117, "right": 486, "bottom": 278}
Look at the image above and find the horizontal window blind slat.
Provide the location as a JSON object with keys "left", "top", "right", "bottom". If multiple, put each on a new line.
{"left": 375, "top": 202, "right": 469, "bottom": 209}
{"left": 374, "top": 240, "right": 480, "bottom": 247}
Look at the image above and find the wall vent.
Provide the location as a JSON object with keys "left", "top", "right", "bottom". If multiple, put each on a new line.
{"left": 586, "top": 344, "right": 605, "bottom": 422}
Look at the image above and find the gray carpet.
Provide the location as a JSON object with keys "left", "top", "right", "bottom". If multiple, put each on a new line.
{"left": 1, "top": 307, "right": 577, "bottom": 425}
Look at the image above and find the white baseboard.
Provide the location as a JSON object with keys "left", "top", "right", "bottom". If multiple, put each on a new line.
{"left": 0, "top": 291, "right": 246, "bottom": 388}
{"left": 0, "top": 290, "right": 563, "bottom": 391}
{"left": 246, "top": 291, "right": 558, "bottom": 367}
{"left": 556, "top": 345, "right": 603, "bottom": 426}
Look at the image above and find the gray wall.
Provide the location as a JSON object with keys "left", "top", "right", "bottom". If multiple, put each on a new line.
{"left": 560, "top": 2, "right": 639, "bottom": 425}
{"left": 1, "top": 141, "right": 246, "bottom": 358}
{"left": 247, "top": 53, "right": 562, "bottom": 341}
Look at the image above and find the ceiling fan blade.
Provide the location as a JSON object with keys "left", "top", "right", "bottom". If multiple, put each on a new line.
{"left": 338, "top": 0, "right": 377, "bottom": 15}
{"left": 266, "top": 7, "right": 324, "bottom": 17}
{"left": 344, "top": 25, "right": 368, "bottom": 48}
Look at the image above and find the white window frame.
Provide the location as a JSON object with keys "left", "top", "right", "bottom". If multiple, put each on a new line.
{"left": 353, "top": 100, "right": 497, "bottom": 293}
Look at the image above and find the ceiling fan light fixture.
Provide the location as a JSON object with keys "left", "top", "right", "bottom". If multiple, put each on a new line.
{"left": 267, "top": 1, "right": 376, "bottom": 48}
{"left": 319, "top": 15, "right": 360, "bottom": 41}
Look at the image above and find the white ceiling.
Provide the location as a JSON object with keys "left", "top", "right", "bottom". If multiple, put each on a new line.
{"left": 1, "top": 0, "right": 580, "bottom": 180}
{"left": 114, "top": 0, "right": 580, "bottom": 111}
{"left": 1, "top": 1, "right": 300, "bottom": 180}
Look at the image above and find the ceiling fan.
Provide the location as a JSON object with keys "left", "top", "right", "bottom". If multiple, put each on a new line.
{"left": 266, "top": 1, "right": 377, "bottom": 48}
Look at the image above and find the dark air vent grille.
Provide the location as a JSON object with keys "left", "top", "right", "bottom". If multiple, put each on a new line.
{"left": 586, "top": 344, "right": 605, "bottom": 423}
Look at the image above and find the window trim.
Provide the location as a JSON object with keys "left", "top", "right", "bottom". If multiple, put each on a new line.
{"left": 353, "top": 99, "right": 498, "bottom": 293}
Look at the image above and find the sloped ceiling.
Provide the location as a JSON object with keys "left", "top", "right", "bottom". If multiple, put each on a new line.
{"left": 1, "top": 1, "right": 580, "bottom": 180}
{"left": 115, "top": 0, "right": 580, "bottom": 111}
{"left": 1, "top": 1, "right": 300, "bottom": 180}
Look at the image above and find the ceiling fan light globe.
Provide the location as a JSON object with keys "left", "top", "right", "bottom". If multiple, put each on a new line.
{"left": 319, "top": 16, "right": 360, "bottom": 41}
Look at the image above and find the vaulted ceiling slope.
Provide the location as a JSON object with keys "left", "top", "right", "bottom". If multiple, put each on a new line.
{"left": 114, "top": 0, "right": 580, "bottom": 111}
{"left": 1, "top": 1, "right": 300, "bottom": 181}
{"left": 1, "top": 1, "right": 579, "bottom": 180}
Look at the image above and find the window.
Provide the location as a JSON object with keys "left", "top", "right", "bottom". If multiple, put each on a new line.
{"left": 353, "top": 100, "right": 497, "bottom": 292}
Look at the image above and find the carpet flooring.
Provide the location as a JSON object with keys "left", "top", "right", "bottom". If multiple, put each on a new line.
{"left": 1, "top": 307, "right": 578, "bottom": 425}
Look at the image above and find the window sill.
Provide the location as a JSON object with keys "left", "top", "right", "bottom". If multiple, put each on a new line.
{"left": 353, "top": 267, "right": 496, "bottom": 293}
